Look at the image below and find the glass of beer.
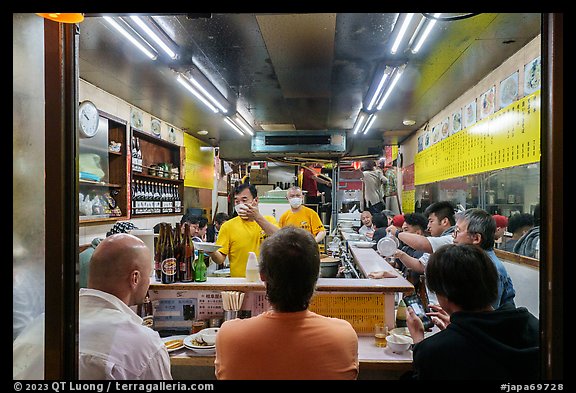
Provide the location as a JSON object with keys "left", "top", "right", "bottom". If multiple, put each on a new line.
{"left": 374, "top": 323, "right": 388, "bottom": 347}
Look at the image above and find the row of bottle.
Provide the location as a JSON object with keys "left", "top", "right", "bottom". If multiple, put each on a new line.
{"left": 155, "top": 222, "right": 207, "bottom": 284}
{"left": 131, "top": 179, "right": 182, "bottom": 215}
{"left": 131, "top": 136, "right": 143, "bottom": 172}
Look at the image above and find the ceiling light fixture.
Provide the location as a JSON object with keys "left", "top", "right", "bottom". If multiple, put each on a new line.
{"left": 197, "top": 130, "right": 209, "bottom": 135}
{"left": 186, "top": 73, "right": 229, "bottom": 114}
{"left": 230, "top": 114, "right": 254, "bottom": 136}
{"left": 176, "top": 74, "right": 219, "bottom": 113}
{"left": 352, "top": 112, "right": 368, "bottom": 135}
{"left": 362, "top": 114, "right": 377, "bottom": 135}
{"left": 129, "top": 16, "right": 178, "bottom": 60}
{"left": 103, "top": 16, "right": 158, "bottom": 60}
{"left": 224, "top": 117, "right": 245, "bottom": 136}
{"left": 403, "top": 119, "right": 416, "bottom": 126}
{"left": 366, "top": 66, "right": 392, "bottom": 111}
{"left": 410, "top": 13, "right": 442, "bottom": 53}
{"left": 376, "top": 65, "right": 405, "bottom": 110}
{"left": 390, "top": 13, "right": 414, "bottom": 54}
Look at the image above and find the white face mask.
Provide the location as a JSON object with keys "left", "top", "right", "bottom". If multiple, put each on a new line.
{"left": 289, "top": 197, "right": 302, "bottom": 208}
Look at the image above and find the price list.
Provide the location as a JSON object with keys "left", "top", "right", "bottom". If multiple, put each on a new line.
{"left": 415, "top": 91, "right": 540, "bottom": 185}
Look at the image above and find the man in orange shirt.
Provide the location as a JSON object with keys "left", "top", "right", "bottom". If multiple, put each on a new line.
{"left": 215, "top": 227, "right": 359, "bottom": 380}
{"left": 279, "top": 186, "right": 326, "bottom": 244}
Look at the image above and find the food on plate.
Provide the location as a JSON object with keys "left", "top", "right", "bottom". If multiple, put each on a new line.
{"left": 190, "top": 337, "right": 212, "bottom": 347}
{"left": 164, "top": 339, "right": 183, "bottom": 349}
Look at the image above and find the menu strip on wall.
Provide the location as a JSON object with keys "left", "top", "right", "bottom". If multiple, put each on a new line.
{"left": 414, "top": 91, "right": 540, "bottom": 185}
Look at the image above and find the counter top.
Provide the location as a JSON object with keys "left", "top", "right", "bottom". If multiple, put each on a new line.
{"left": 168, "top": 336, "right": 412, "bottom": 371}
{"left": 348, "top": 246, "right": 414, "bottom": 293}
{"left": 150, "top": 275, "right": 412, "bottom": 293}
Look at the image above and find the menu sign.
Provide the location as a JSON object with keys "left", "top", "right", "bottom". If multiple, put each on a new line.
{"left": 415, "top": 91, "right": 540, "bottom": 185}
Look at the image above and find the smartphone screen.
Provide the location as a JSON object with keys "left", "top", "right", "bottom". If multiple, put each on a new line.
{"left": 403, "top": 294, "right": 434, "bottom": 329}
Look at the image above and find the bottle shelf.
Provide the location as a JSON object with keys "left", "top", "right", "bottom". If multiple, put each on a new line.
{"left": 132, "top": 172, "right": 183, "bottom": 183}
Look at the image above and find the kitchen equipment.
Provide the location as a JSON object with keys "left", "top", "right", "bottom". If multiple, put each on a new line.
{"left": 320, "top": 256, "right": 340, "bottom": 278}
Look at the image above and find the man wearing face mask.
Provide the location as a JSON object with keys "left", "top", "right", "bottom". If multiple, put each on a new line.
{"left": 279, "top": 186, "right": 326, "bottom": 244}
{"left": 207, "top": 183, "right": 279, "bottom": 277}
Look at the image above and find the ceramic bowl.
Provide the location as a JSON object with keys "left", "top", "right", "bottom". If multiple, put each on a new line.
{"left": 198, "top": 327, "right": 219, "bottom": 345}
{"left": 386, "top": 333, "right": 413, "bottom": 353}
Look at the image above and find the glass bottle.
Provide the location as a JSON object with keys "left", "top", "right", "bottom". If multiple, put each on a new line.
{"left": 180, "top": 223, "right": 194, "bottom": 282}
{"left": 194, "top": 250, "right": 207, "bottom": 282}
{"left": 173, "top": 223, "right": 182, "bottom": 281}
{"left": 161, "top": 224, "right": 177, "bottom": 284}
{"left": 154, "top": 223, "right": 165, "bottom": 281}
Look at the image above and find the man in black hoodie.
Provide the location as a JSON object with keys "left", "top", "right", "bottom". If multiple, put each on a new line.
{"left": 406, "top": 244, "right": 539, "bottom": 380}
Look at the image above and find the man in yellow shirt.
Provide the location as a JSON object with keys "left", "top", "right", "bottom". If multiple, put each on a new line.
{"left": 279, "top": 186, "right": 326, "bottom": 244}
{"left": 207, "top": 183, "right": 279, "bottom": 277}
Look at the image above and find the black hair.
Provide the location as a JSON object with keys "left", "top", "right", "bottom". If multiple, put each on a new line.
{"left": 532, "top": 203, "right": 540, "bottom": 226}
{"left": 235, "top": 182, "right": 258, "bottom": 199}
{"left": 426, "top": 244, "right": 498, "bottom": 310}
{"left": 259, "top": 227, "right": 320, "bottom": 312}
{"left": 424, "top": 201, "right": 456, "bottom": 226}
{"left": 507, "top": 213, "right": 535, "bottom": 234}
{"left": 403, "top": 212, "right": 428, "bottom": 232}
{"left": 181, "top": 213, "right": 200, "bottom": 225}
{"left": 214, "top": 212, "right": 229, "bottom": 225}
{"left": 198, "top": 216, "right": 208, "bottom": 229}
{"left": 371, "top": 212, "right": 387, "bottom": 229}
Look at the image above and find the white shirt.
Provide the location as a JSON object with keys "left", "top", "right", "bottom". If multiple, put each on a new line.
{"left": 79, "top": 288, "right": 172, "bottom": 380}
{"left": 426, "top": 234, "right": 454, "bottom": 253}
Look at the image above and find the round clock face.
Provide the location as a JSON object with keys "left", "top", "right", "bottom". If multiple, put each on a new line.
{"left": 78, "top": 100, "right": 100, "bottom": 138}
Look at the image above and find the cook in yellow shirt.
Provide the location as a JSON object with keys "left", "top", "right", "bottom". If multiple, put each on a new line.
{"left": 208, "top": 183, "right": 279, "bottom": 277}
{"left": 279, "top": 186, "right": 326, "bottom": 243}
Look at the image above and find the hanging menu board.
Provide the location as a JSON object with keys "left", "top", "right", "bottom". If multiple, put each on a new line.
{"left": 415, "top": 91, "right": 540, "bottom": 185}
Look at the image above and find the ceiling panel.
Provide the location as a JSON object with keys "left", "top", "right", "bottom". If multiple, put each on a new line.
{"left": 78, "top": 13, "right": 541, "bottom": 155}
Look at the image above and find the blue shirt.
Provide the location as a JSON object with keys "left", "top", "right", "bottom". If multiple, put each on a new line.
{"left": 485, "top": 249, "right": 516, "bottom": 309}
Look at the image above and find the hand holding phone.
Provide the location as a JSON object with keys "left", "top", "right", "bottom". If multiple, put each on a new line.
{"left": 403, "top": 294, "right": 434, "bottom": 330}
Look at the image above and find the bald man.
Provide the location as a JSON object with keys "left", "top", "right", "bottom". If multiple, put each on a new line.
{"left": 80, "top": 233, "right": 172, "bottom": 380}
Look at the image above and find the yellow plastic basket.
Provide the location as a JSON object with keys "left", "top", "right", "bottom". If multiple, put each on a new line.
{"left": 309, "top": 293, "right": 386, "bottom": 334}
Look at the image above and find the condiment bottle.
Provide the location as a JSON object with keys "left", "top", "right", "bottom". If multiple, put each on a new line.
{"left": 245, "top": 251, "right": 260, "bottom": 282}
{"left": 395, "top": 298, "right": 407, "bottom": 328}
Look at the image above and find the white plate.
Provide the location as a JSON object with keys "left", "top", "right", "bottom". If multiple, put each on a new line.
{"left": 193, "top": 242, "right": 223, "bottom": 252}
{"left": 213, "top": 268, "right": 230, "bottom": 277}
{"left": 183, "top": 333, "right": 216, "bottom": 354}
{"left": 162, "top": 335, "right": 187, "bottom": 353}
{"left": 354, "top": 241, "right": 374, "bottom": 248}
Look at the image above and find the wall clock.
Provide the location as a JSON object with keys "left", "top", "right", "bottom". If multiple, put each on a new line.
{"left": 78, "top": 100, "right": 100, "bottom": 138}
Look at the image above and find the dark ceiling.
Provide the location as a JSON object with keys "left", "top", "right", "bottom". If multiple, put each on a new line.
{"left": 79, "top": 13, "right": 541, "bottom": 156}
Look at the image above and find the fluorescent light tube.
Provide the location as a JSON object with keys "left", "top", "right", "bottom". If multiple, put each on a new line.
{"left": 233, "top": 116, "right": 254, "bottom": 136}
{"left": 224, "top": 118, "right": 245, "bottom": 136}
{"left": 391, "top": 13, "right": 414, "bottom": 54}
{"left": 130, "top": 16, "right": 178, "bottom": 60}
{"left": 411, "top": 13, "right": 441, "bottom": 54}
{"left": 103, "top": 16, "right": 157, "bottom": 60}
{"left": 353, "top": 112, "right": 368, "bottom": 135}
{"left": 376, "top": 68, "right": 404, "bottom": 110}
{"left": 366, "top": 69, "right": 390, "bottom": 111}
{"left": 187, "top": 75, "right": 229, "bottom": 114}
{"left": 176, "top": 74, "right": 219, "bottom": 113}
{"left": 363, "top": 114, "right": 377, "bottom": 135}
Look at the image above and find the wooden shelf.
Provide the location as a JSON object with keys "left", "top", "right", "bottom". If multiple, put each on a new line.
{"left": 79, "top": 179, "right": 123, "bottom": 188}
{"left": 132, "top": 172, "right": 183, "bottom": 183}
{"left": 80, "top": 215, "right": 127, "bottom": 223}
